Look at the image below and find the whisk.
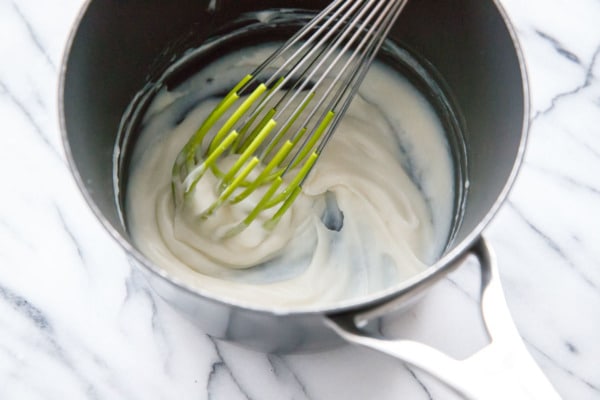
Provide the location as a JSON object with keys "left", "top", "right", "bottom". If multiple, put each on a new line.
{"left": 172, "top": 0, "right": 407, "bottom": 236}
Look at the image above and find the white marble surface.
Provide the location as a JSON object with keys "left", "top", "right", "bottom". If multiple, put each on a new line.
{"left": 1, "top": 0, "right": 599, "bottom": 398}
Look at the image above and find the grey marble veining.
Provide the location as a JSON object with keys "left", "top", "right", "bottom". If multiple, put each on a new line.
{"left": 1, "top": 0, "right": 599, "bottom": 399}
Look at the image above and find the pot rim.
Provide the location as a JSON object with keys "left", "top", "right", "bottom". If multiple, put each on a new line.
{"left": 59, "top": 0, "right": 530, "bottom": 317}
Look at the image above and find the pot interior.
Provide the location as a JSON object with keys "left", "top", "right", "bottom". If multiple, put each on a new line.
{"left": 62, "top": 0, "right": 526, "bottom": 310}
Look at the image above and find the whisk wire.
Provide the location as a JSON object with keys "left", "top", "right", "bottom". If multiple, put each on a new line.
{"left": 316, "top": 0, "right": 408, "bottom": 156}
{"left": 172, "top": 0, "right": 407, "bottom": 234}
{"left": 282, "top": 0, "right": 395, "bottom": 174}
{"left": 231, "top": 0, "right": 364, "bottom": 150}
{"left": 241, "top": 0, "right": 351, "bottom": 93}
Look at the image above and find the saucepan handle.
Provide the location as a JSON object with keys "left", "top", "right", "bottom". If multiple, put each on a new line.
{"left": 326, "top": 238, "right": 562, "bottom": 399}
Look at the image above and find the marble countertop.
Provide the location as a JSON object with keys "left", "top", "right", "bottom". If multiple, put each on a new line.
{"left": 1, "top": 0, "right": 599, "bottom": 398}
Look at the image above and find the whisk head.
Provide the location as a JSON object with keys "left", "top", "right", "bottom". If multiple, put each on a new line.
{"left": 172, "top": 0, "right": 407, "bottom": 236}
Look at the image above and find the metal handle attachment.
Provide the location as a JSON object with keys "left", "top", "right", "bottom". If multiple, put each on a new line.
{"left": 327, "top": 238, "right": 562, "bottom": 399}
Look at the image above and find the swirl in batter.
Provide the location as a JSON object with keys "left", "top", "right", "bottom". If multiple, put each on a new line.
{"left": 126, "top": 44, "right": 454, "bottom": 309}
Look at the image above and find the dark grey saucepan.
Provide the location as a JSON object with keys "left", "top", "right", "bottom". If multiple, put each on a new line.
{"left": 60, "top": 0, "right": 561, "bottom": 398}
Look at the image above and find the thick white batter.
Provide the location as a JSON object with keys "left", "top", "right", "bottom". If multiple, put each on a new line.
{"left": 126, "top": 44, "right": 454, "bottom": 309}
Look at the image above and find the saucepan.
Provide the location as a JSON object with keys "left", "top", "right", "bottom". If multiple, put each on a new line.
{"left": 60, "top": 0, "right": 561, "bottom": 398}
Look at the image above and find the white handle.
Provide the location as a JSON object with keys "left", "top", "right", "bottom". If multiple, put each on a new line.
{"left": 326, "top": 238, "right": 562, "bottom": 399}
